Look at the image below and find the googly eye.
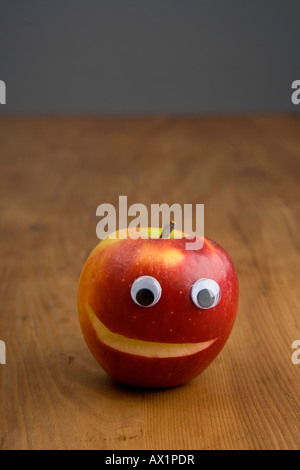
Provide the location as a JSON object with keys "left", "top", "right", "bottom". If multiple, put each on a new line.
{"left": 131, "top": 276, "right": 162, "bottom": 307}
{"left": 191, "top": 278, "right": 221, "bottom": 309}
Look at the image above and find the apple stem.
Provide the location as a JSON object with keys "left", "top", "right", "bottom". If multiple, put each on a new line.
{"left": 160, "top": 221, "right": 176, "bottom": 238}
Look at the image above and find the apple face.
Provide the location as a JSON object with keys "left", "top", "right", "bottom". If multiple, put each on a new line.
{"left": 78, "top": 228, "right": 239, "bottom": 388}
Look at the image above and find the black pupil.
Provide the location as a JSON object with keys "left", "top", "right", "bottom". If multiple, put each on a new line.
{"left": 197, "top": 289, "right": 215, "bottom": 308}
{"left": 136, "top": 288, "right": 155, "bottom": 306}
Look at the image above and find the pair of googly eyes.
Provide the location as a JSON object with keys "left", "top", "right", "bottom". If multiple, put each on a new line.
{"left": 131, "top": 276, "right": 220, "bottom": 309}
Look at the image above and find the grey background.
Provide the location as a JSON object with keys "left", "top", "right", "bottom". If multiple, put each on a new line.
{"left": 0, "top": 0, "right": 299, "bottom": 115}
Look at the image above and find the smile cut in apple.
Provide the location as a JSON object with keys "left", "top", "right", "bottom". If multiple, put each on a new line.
{"left": 86, "top": 303, "right": 217, "bottom": 358}
{"left": 78, "top": 225, "right": 239, "bottom": 388}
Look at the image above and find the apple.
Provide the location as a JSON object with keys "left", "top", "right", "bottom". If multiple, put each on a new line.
{"left": 78, "top": 227, "right": 239, "bottom": 388}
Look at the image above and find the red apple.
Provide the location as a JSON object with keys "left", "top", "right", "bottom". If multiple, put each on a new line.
{"left": 78, "top": 227, "right": 239, "bottom": 388}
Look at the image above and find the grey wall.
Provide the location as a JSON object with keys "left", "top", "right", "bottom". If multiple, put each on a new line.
{"left": 0, "top": 0, "right": 299, "bottom": 115}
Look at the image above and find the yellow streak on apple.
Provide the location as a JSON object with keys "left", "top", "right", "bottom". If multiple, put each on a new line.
{"left": 86, "top": 303, "right": 217, "bottom": 358}
{"left": 92, "top": 227, "right": 189, "bottom": 255}
{"left": 205, "top": 238, "right": 218, "bottom": 253}
{"left": 137, "top": 246, "right": 184, "bottom": 266}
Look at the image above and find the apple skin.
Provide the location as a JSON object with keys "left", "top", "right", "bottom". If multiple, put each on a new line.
{"left": 78, "top": 229, "right": 239, "bottom": 388}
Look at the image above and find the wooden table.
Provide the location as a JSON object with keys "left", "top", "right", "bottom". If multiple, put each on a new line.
{"left": 0, "top": 114, "right": 300, "bottom": 450}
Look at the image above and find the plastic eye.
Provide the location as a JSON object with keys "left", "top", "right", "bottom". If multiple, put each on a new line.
{"left": 191, "top": 278, "right": 221, "bottom": 309}
{"left": 131, "top": 276, "right": 162, "bottom": 307}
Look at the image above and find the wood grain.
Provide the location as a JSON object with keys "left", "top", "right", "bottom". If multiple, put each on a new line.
{"left": 0, "top": 114, "right": 300, "bottom": 450}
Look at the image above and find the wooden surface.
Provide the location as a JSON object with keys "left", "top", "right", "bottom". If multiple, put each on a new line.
{"left": 0, "top": 114, "right": 300, "bottom": 450}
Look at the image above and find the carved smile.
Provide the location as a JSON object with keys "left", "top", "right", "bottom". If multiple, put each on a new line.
{"left": 86, "top": 303, "right": 217, "bottom": 358}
